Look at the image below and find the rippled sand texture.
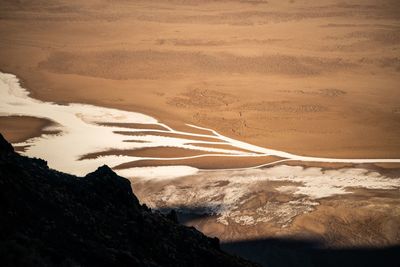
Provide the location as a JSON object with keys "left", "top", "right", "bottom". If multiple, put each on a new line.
{"left": 1, "top": 0, "right": 400, "bottom": 158}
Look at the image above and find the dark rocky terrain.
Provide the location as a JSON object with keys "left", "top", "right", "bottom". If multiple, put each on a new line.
{"left": 0, "top": 133, "right": 257, "bottom": 267}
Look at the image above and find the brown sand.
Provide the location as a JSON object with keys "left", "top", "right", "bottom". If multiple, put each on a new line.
{"left": 185, "top": 143, "right": 261, "bottom": 153}
{"left": 115, "top": 131, "right": 220, "bottom": 142}
{"left": 115, "top": 155, "right": 283, "bottom": 169}
{"left": 80, "top": 147, "right": 225, "bottom": 160}
{"left": 282, "top": 161, "right": 400, "bottom": 176}
{"left": 0, "top": 0, "right": 399, "bottom": 158}
{"left": 98, "top": 122, "right": 167, "bottom": 131}
{"left": 0, "top": 116, "right": 55, "bottom": 143}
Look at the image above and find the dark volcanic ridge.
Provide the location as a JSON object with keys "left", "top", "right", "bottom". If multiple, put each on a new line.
{"left": 0, "top": 133, "right": 257, "bottom": 267}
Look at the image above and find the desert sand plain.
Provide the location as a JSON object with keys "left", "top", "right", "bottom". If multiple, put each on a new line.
{"left": 1, "top": 0, "right": 400, "bottom": 158}
{"left": 0, "top": 0, "right": 400, "bottom": 265}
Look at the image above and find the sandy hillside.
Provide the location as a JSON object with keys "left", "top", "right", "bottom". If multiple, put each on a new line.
{"left": 0, "top": 0, "right": 400, "bottom": 158}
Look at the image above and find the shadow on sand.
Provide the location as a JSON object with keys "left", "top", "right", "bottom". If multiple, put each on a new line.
{"left": 222, "top": 238, "right": 400, "bottom": 267}
{"left": 155, "top": 206, "right": 400, "bottom": 267}
{"left": 154, "top": 206, "right": 215, "bottom": 224}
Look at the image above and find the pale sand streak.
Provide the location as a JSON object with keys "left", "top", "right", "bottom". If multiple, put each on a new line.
{"left": 0, "top": 71, "right": 400, "bottom": 178}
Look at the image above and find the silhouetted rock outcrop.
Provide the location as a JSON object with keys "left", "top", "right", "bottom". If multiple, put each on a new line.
{"left": 0, "top": 133, "right": 13, "bottom": 155}
{"left": 0, "top": 134, "right": 258, "bottom": 267}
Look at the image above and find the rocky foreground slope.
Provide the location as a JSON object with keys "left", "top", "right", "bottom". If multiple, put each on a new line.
{"left": 0, "top": 134, "right": 257, "bottom": 267}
